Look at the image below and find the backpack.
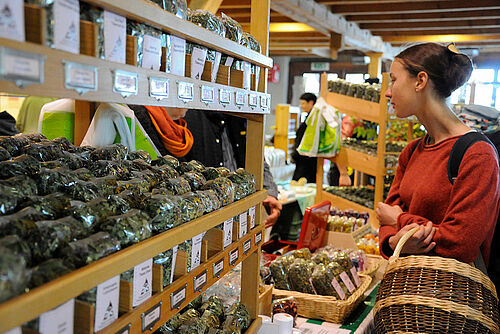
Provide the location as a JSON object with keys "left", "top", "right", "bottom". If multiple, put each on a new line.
{"left": 410, "top": 131, "right": 500, "bottom": 293}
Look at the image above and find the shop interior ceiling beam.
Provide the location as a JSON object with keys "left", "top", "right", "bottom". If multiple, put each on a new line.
{"left": 348, "top": 9, "right": 500, "bottom": 24}
{"left": 375, "top": 27, "right": 500, "bottom": 36}
{"left": 188, "top": 0, "right": 224, "bottom": 13}
{"left": 219, "top": 0, "right": 251, "bottom": 9}
{"left": 330, "top": 32, "right": 342, "bottom": 60}
{"left": 361, "top": 18, "right": 500, "bottom": 31}
{"left": 382, "top": 33, "right": 500, "bottom": 43}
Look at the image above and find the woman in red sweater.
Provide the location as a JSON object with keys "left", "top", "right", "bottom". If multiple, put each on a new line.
{"left": 377, "top": 43, "right": 499, "bottom": 265}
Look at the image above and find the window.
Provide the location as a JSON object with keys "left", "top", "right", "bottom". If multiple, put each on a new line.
{"left": 474, "top": 83, "right": 495, "bottom": 107}
{"left": 327, "top": 73, "right": 339, "bottom": 81}
{"left": 345, "top": 73, "right": 365, "bottom": 84}
{"left": 471, "top": 69, "right": 495, "bottom": 83}
{"left": 302, "top": 73, "right": 320, "bottom": 95}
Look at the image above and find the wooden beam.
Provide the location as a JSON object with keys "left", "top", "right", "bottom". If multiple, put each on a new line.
{"left": 361, "top": 18, "right": 500, "bottom": 30}
{"left": 270, "top": 31, "right": 327, "bottom": 38}
{"left": 330, "top": 32, "right": 342, "bottom": 60}
{"left": 330, "top": 0, "right": 500, "bottom": 15}
{"left": 366, "top": 52, "right": 382, "bottom": 78}
{"left": 250, "top": 0, "right": 270, "bottom": 93}
{"left": 189, "top": 0, "right": 224, "bottom": 13}
{"left": 271, "top": 36, "right": 329, "bottom": 42}
{"left": 319, "top": 0, "right": 458, "bottom": 3}
{"left": 219, "top": 0, "right": 251, "bottom": 9}
{"left": 347, "top": 9, "right": 500, "bottom": 23}
{"left": 270, "top": 43, "right": 330, "bottom": 49}
{"left": 375, "top": 27, "right": 500, "bottom": 36}
{"left": 383, "top": 33, "right": 500, "bottom": 42}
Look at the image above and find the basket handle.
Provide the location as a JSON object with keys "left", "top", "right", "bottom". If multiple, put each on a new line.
{"left": 390, "top": 226, "right": 419, "bottom": 261}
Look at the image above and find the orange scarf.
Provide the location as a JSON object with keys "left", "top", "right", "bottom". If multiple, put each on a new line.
{"left": 145, "top": 106, "right": 193, "bottom": 157}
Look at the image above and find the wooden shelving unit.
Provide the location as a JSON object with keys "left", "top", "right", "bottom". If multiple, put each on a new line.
{"left": 274, "top": 104, "right": 301, "bottom": 160}
{"left": 0, "top": 0, "right": 272, "bottom": 332}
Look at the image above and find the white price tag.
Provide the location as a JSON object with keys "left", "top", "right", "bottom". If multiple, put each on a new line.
{"left": 242, "top": 61, "right": 251, "bottom": 90}
{"left": 170, "top": 285, "right": 186, "bottom": 310}
{"left": 340, "top": 271, "right": 356, "bottom": 293}
{"left": 235, "top": 91, "right": 245, "bottom": 106}
{"left": 190, "top": 46, "right": 207, "bottom": 80}
{"left": 248, "top": 94, "right": 258, "bottom": 107}
{"left": 54, "top": 0, "right": 79, "bottom": 54}
{"left": 170, "top": 36, "right": 186, "bottom": 76}
{"left": 213, "top": 258, "right": 224, "bottom": 278}
{"left": 211, "top": 51, "right": 221, "bottom": 82}
{"left": 0, "top": 0, "right": 24, "bottom": 41}
{"left": 64, "top": 61, "right": 97, "bottom": 94}
{"left": 194, "top": 270, "right": 207, "bottom": 292}
{"left": 149, "top": 77, "right": 169, "bottom": 100}
{"left": 3, "top": 327, "right": 21, "bottom": 334}
{"left": 223, "top": 218, "right": 233, "bottom": 248}
{"left": 142, "top": 34, "right": 162, "bottom": 71}
{"left": 104, "top": 10, "right": 126, "bottom": 63}
{"left": 94, "top": 275, "right": 120, "bottom": 332}
{"left": 141, "top": 302, "right": 161, "bottom": 332}
{"left": 331, "top": 278, "right": 346, "bottom": 300}
{"left": 220, "top": 88, "right": 231, "bottom": 104}
{"left": 170, "top": 245, "right": 178, "bottom": 284}
{"left": 255, "top": 66, "right": 261, "bottom": 90}
{"left": 238, "top": 213, "right": 248, "bottom": 238}
{"left": 132, "top": 259, "right": 153, "bottom": 307}
{"left": 350, "top": 267, "right": 361, "bottom": 287}
{"left": 224, "top": 56, "right": 234, "bottom": 67}
{"left": 39, "top": 299, "right": 74, "bottom": 334}
{"left": 243, "top": 239, "right": 251, "bottom": 255}
{"left": 229, "top": 248, "right": 239, "bottom": 266}
{"left": 249, "top": 206, "right": 256, "bottom": 229}
{"left": 201, "top": 85, "right": 214, "bottom": 103}
{"left": 255, "top": 231, "right": 262, "bottom": 246}
{"left": 113, "top": 70, "right": 138, "bottom": 97}
{"left": 260, "top": 95, "right": 268, "bottom": 108}
{"left": 191, "top": 233, "right": 204, "bottom": 271}
{"left": 177, "top": 81, "right": 194, "bottom": 102}
{"left": 0, "top": 48, "right": 44, "bottom": 87}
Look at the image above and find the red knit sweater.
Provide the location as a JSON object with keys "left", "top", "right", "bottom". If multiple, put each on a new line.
{"left": 380, "top": 134, "right": 500, "bottom": 265}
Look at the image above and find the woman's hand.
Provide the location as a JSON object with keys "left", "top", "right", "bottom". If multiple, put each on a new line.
{"left": 376, "top": 203, "right": 403, "bottom": 227}
{"left": 388, "top": 222, "right": 437, "bottom": 254}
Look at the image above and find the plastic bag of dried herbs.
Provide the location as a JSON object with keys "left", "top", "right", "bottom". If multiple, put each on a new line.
{"left": 128, "top": 150, "right": 152, "bottom": 163}
{"left": 160, "top": 177, "right": 192, "bottom": 195}
{"left": 153, "top": 248, "right": 175, "bottom": 287}
{"left": 195, "top": 190, "right": 220, "bottom": 213}
{"left": 0, "top": 247, "right": 30, "bottom": 302}
{"left": 30, "top": 258, "right": 72, "bottom": 289}
{"left": 0, "top": 154, "right": 40, "bottom": 179}
{"left": 152, "top": 164, "right": 180, "bottom": 180}
{"left": 127, "top": 21, "right": 163, "bottom": 69}
{"left": 221, "top": 12, "right": 242, "bottom": 43}
{"left": 178, "top": 317, "right": 209, "bottom": 334}
{"left": 201, "top": 309, "right": 220, "bottom": 328}
{"left": 88, "top": 160, "right": 131, "bottom": 179}
{"left": 80, "top": 2, "right": 104, "bottom": 58}
{"left": 311, "top": 251, "right": 330, "bottom": 265}
{"left": 202, "top": 167, "right": 222, "bottom": 181}
{"left": 310, "top": 263, "right": 337, "bottom": 297}
{"left": 40, "top": 160, "right": 68, "bottom": 169}
{"left": 87, "top": 195, "right": 131, "bottom": 224}
{"left": 0, "top": 147, "right": 11, "bottom": 162}
{"left": 332, "top": 250, "right": 356, "bottom": 281}
{"left": 118, "top": 190, "right": 149, "bottom": 209}
{"left": 225, "top": 302, "right": 251, "bottom": 330}
{"left": 90, "top": 144, "right": 128, "bottom": 162}
{"left": 150, "top": 0, "right": 187, "bottom": 19}
{"left": 99, "top": 209, "right": 152, "bottom": 247}
{"left": 65, "top": 200, "right": 97, "bottom": 230}
{"left": 203, "top": 177, "right": 234, "bottom": 206}
{"left": 90, "top": 175, "right": 118, "bottom": 197}
{"left": 33, "top": 167, "right": 76, "bottom": 195}
{"left": 289, "top": 248, "right": 312, "bottom": 260}
{"left": 152, "top": 155, "right": 180, "bottom": 169}
{"left": 178, "top": 240, "right": 193, "bottom": 272}
{"left": 0, "top": 207, "right": 44, "bottom": 239}
{"left": 64, "top": 179, "right": 100, "bottom": 202}
{"left": 58, "top": 151, "right": 89, "bottom": 170}
{"left": 62, "top": 232, "right": 121, "bottom": 269}
{"left": 287, "top": 258, "right": 316, "bottom": 294}
{"left": 23, "top": 141, "right": 64, "bottom": 162}
{"left": 51, "top": 136, "right": 74, "bottom": 151}
{"left": 221, "top": 315, "right": 241, "bottom": 334}
{"left": 171, "top": 308, "right": 200, "bottom": 330}
{"left": 179, "top": 160, "right": 206, "bottom": 174}
{"left": 228, "top": 169, "right": 256, "bottom": 200}
{"left": 200, "top": 295, "right": 225, "bottom": 319}
{"left": 141, "top": 194, "right": 182, "bottom": 233}
{"left": 182, "top": 171, "right": 207, "bottom": 191}
{"left": 131, "top": 169, "right": 161, "bottom": 189}
{"left": 269, "top": 256, "right": 292, "bottom": 291}
{"left": 115, "top": 177, "right": 151, "bottom": 194}
{"left": 0, "top": 134, "right": 31, "bottom": 156}
{"left": 178, "top": 192, "right": 206, "bottom": 223}
{"left": 0, "top": 175, "right": 38, "bottom": 214}
{"left": 0, "top": 235, "right": 32, "bottom": 267}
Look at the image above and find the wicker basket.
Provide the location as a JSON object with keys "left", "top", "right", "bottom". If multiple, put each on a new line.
{"left": 374, "top": 227, "right": 500, "bottom": 334}
{"left": 360, "top": 254, "right": 384, "bottom": 278}
{"left": 273, "top": 274, "right": 372, "bottom": 324}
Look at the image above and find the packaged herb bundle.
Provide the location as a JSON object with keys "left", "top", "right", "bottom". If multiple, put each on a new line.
{"left": 86, "top": 195, "right": 131, "bottom": 224}
{"left": 58, "top": 151, "right": 89, "bottom": 170}
{"left": 216, "top": 167, "right": 230, "bottom": 177}
{"left": 0, "top": 235, "right": 32, "bottom": 266}
{"left": 195, "top": 190, "right": 220, "bottom": 213}
{"left": 178, "top": 240, "right": 192, "bottom": 272}
{"left": 170, "top": 308, "right": 200, "bottom": 330}
{"left": 0, "top": 133, "right": 31, "bottom": 156}
{"left": 62, "top": 232, "right": 121, "bottom": 268}
{"left": 177, "top": 318, "right": 208, "bottom": 334}
{"left": 289, "top": 248, "right": 312, "bottom": 260}
{"left": 153, "top": 248, "right": 175, "bottom": 287}
{"left": 203, "top": 177, "right": 234, "bottom": 206}
{"left": 179, "top": 192, "right": 206, "bottom": 223}
{"left": 225, "top": 302, "right": 251, "bottom": 330}
{"left": 310, "top": 263, "right": 338, "bottom": 297}
{"left": 269, "top": 256, "right": 292, "bottom": 291}
{"left": 128, "top": 150, "right": 152, "bottom": 163}
{"left": 141, "top": 194, "right": 182, "bottom": 233}
{"left": 149, "top": 0, "right": 187, "bottom": 19}
{"left": 0, "top": 147, "right": 11, "bottom": 161}
{"left": 220, "top": 13, "right": 242, "bottom": 43}
{"left": 118, "top": 190, "right": 149, "bottom": 209}
{"left": 127, "top": 21, "right": 163, "bottom": 70}
{"left": 115, "top": 177, "right": 151, "bottom": 195}
{"left": 89, "top": 160, "right": 131, "bottom": 179}
{"left": 0, "top": 247, "right": 30, "bottom": 302}
{"left": 202, "top": 167, "right": 222, "bottom": 181}
{"left": 30, "top": 258, "right": 72, "bottom": 288}
{"left": 64, "top": 179, "right": 100, "bottom": 202}
{"left": 90, "top": 143, "right": 128, "bottom": 162}
{"left": 65, "top": 200, "right": 98, "bottom": 230}
{"left": 90, "top": 175, "right": 118, "bottom": 197}
{"left": 182, "top": 171, "right": 207, "bottom": 190}
{"left": 23, "top": 141, "right": 64, "bottom": 162}
{"left": 179, "top": 160, "right": 205, "bottom": 174}
{"left": 160, "top": 177, "right": 192, "bottom": 195}
{"left": 0, "top": 175, "right": 38, "bottom": 214}
{"left": 100, "top": 209, "right": 152, "bottom": 247}
{"left": 311, "top": 251, "right": 330, "bottom": 265}
{"left": 287, "top": 258, "right": 316, "bottom": 294}
{"left": 221, "top": 315, "right": 241, "bottom": 334}
{"left": 152, "top": 164, "right": 180, "bottom": 180}
{"left": 152, "top": 155, "right": 180, "bottom": 170}
{"left": 131, "top": 169, "right": 161, "bottom": 189}
{"left": 200, "top": 295, "right": 225, "bottom": 319}
{"left": 0, "top": 207, "right": 44, "bottom": 239}
{"left": 228, "top": 168, "right": 255, "bottom": 200}
{"left": 0, "top": 154, "right": 40, "bottom": 179}
{"left": 201, "top": 310, "right": 220, "bottom": 328}
{"left": 33, "top": 167, "right": 75, "bottom": 195}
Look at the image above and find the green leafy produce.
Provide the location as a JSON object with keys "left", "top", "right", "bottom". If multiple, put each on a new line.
{"left": 179, "top": 160, "right": 205, "bottom": 174}
{"left": 63, "top": 232, "right": 121, "bottom": 268}
{"left": 179, "top": 192, "right": 205, "bottom": 223}
{"left": 152, "top": 155, "right": 180, "bottom": 170}
{"left": 0, "top": 154, "right": 40, "bottom": 179}
{"left": 0, "top": 247, "right": 29, "bottom": 302}
{"left": 30, "top": 258, "right": 71, "bottom": 289}
{"left": 203, "top": 177, "right": 234, "bottom": 206}
{"left": 100, "top": 209, "right": 152, "bottom": 247}
{"left": 182, "top": 171, "right": 206, "bottom": 190}
{"left": 141, "top": 194, "right": 182, "bottom": 233}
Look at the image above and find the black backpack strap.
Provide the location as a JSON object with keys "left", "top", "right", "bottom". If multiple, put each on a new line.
{"left": 448, "top": 131, "right": 498, "bottom": 184}
{"left": 408, "top": 137, "right": 423, "bottom": 160}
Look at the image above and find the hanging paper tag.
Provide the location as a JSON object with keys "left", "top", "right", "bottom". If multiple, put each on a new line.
{"left": 243, "top": 239, "right": 251, "bottom": 255}
{"left": 248, "top": 94, "right": 258, "bottom": 107}
{"left": 54, "top": 0, "right": 80, "bottom": 54}
{"left": 113, "top": 70, "right": 138, "bottom": 97}
{"left": 211, "top": 51, "right": 221, "bottom": 82}
{"left": 149, "top": 77, "right": 169, "bottom": 100}
{"left": 177, "top": 81, "right": 193, "bottom": 102}
{"left": 63, "top": 61, "right": 97, "bottom": 94}
{"left": 238, "top": 212, "right": 248, "bottom": 238}
{"left": 255, "top": 66, "right": 261, "bottom": 91}
{"left": 190, "top": 47, "right": 206, "bottom": 80}
{"left": 235, "top": 91, "right": 245, "bottom": 106}
{"left": 132, "top": 259, "right": 153, "bottom": 307}
{"left": 39, "top": 299, "right": 75, "bottom": 334}
{"left": 229, "top": 248, "right": 239, "bottom": 266}
{"left": 94, "top": 275, "right": 120, "bottom": 331}
{"left": 339, "top": 271, "right": 356, "bottom": 293}
{"left": 170, "top": 284, "right": 187, "bottom": 310}
{"left": 0, "top": 0, "right": 24, "bottom": 41}
{"left": 104, "top": 10, "right": 126, "bottom": 63}
{"left": 309, "top": 278, "right": 318, "bottom": 295}
{"left": 170, "top": 245, "right": 178, "bottom": 284}
{"left": 242, "top": 61, "right": 251, "bottom": 89}
{"left": 331, "top": 278, "right": 346, "bottom": 300}
{"left": 191, "top": 233, "right": 204, "bottom": 270}
{"left": 219, "top": 88, "right": 231, "bottom": 104}
{"left": 4, "top": 327, "right": 21, "bottom": 334}
{"left": 194, "top": 270, "right": 207, "bottom": 292}
{"left": 213, "top": 258, "right": 224, "bottom": 278}
{"left": 201, "top": 85, "right": 214, "bottom": 104}
{"left": 249, "top": 206, "right": 256, "bottom": 229}
{"left": 141, "top": 302, "right": 161, "bottom": 332}
{"left": 255, "top": 231, "right": 262, "bottom": 246}
{"left": 224, "top": 56, "right": 234, "bottom": 67}
{"left": 223, "top": 218, "right": 233, "bottom": 248}
{"left": 0, "top": 47, "right": 45, "bottom": 88}
{"left": 170, "top": 36, "right": 186, "bottom": 76}
{"left": 350, "top": 267, "right": 361, "bottom": 287}
{"left": 142, "top": 34, "right": 162, "bottom": 71}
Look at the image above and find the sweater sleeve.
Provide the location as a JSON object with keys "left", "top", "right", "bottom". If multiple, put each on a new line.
{"left": 397, "top": 142, "right": 499, "bottom": 264}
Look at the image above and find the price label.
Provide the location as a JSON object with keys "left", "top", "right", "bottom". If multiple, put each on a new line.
{"left": 170, "top": 284, "right": 187, "bottom": 310}
{"left": 243, "top": 239, "right": 251, "bottom": 255}
{"left": 331, "top": 278, "right": 346, "bottom": 300}
{"left": 113, "top": 70, "right": 138, "bottom": 97}
{"left": 249, "top": 206, "right": 256, "bottom": 229}
{"left": 219, "top": 88, "right": 231, "bottom": 104}
{"left": 141, "top": 302, "right": 161, "bottom": 332}
{"left": 260, "top": 95, "right": 268, "bottom": 108}
{"left": 115, "top": 324, "right": 131, "bottom": 334}
{"left": 229, "top": 248, "right": 239, "bottom": 266}
{"left": 63, "top": 61, "right": 97, "bottom": 94}
{"left": 177, "top": 81, "right": 194, "bottom": 102}
{"left": 235, "top": 91, "right": 245, "bottom": 106}
{"left": 39, "top": 299, "right": 74, "bottom": 334}
{"left": 201, "top": 85, "right": 215, "bottom": 103}
{"left": 340, "top": 272, "right": 356, "bottom": 293}
{"left": 223, "top": 218, "right": 233, "bottom": 248}
{"left": 170, "top": 245, "right": 178, "bottom": 284}
{"left": 350, "top": 267, "right": 361, "bottom": 287}
{"left": 213, "top": 258, "right": 224, "bottom": 278}
{"left": 149, "top": 77, "right": 169, "bottom": 100}
{"left": 191, "top": 233, "right": 204, "bottom": 271}
{"left": 0, "top": 0, "right": 25, "bottom": 42}
{"left": 94, "top": 275, "right": 120, "bottom": 331}
{"left": 194, "top": 270, "right": 207, "bottom": 292}
{"left": 238, "top": 213, "right": 248, "bottom": 238}
{"left": 132, "top": 259, "right": 153, "bottom": 307}
{"left": 248, "top": 94, "right": 258, "bottom": 107}
{"left": 255, "top": 231, "right": 262, "bottom": 246}
{"left": 0, "top": 47, "right": 44, "bottom": 87}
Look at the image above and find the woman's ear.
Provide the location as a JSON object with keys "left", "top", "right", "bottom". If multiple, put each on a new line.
{"left": 415, "top": 71, "right": 429, "bottom": 92}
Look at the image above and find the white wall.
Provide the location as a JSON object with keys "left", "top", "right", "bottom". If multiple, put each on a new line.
{"left": 265, "top": 56, "right": 290, "bottom": 140}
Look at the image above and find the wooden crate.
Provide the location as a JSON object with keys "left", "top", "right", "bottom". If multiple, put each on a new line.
{"left": 258, "top": 285, "right": 273, "bottom": 316}
{"left": 126, "top": 35, "right": 138, "bottom": 66}
{"left": 216, "top": 65, "right": 230, "bottom": 86}
{"left": 74, "top": 300, "right": 94, "bottom": 334}
{"left": 80, "top": 20, "right": 98, "bottom": 57}
{"left": 230, "top": 68, "right": 244, "bottom": 88}
{"left": 322, "top": 223, "right": 371, "bottom": 249}
{"left": 24, "top": 4, "right": 46, "bottom": 45}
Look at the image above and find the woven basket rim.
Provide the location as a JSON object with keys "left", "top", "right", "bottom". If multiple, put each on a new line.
{"left": 360, "top": 255, "right": 384, "bottom": 276}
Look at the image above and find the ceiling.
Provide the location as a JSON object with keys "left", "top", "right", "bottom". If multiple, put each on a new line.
{"left": 214, "top": 0, "right": 500, "bottom": 60}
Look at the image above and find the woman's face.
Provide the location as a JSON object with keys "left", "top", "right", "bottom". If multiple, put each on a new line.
{"left": 386, "top": 59, "right": 419, "bottom": 118}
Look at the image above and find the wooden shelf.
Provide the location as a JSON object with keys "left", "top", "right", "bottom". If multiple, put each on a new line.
{"left": 0, "top": 38, "right": 271, "bottom": 115}
{"left": 320, "top": 191, "right": 378, "bottom": 228}
{"left": 98, "top": 225, "right": 265, "bottom": 334}
{"left": 334, "top": 147, "right": 379, "bottom": 176}
{"left": 0, "top": 191, "right": 267, "bottom": 332}
{"left": 325, "top": 92, "right": 382, "bottom": 124}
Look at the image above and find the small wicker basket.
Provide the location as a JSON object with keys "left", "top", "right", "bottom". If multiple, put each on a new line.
{"left": 374, "top": 227, "right": 500, "bottom": 334}
{"left": 360, "top": 254, "right": 384, "bottom": 278}
{"left": 273, "top": 274, "right": 372, "bottom": 324}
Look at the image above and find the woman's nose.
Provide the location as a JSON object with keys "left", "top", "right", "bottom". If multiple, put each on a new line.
{"left": 385, "top": 87, "right": 392, "bottom": 98}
